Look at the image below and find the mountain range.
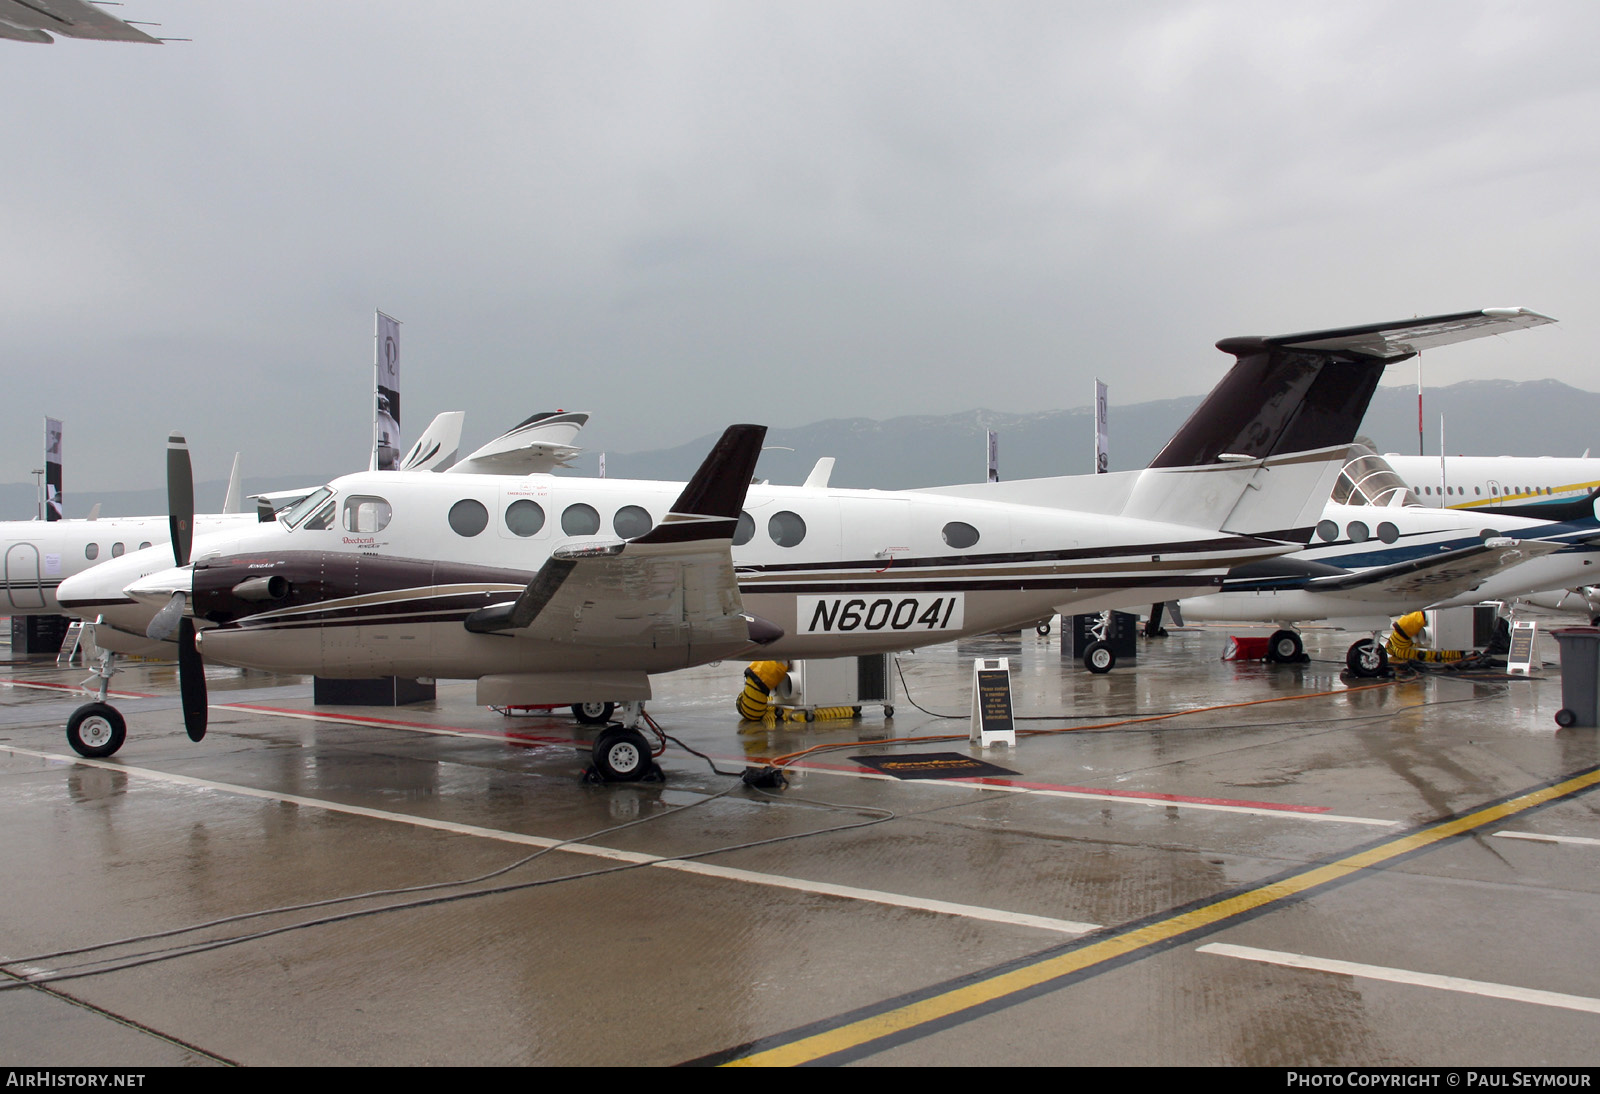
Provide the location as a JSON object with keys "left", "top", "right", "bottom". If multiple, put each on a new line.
{"left": 3, "top": 379, "right": 1594, "bottom": 519}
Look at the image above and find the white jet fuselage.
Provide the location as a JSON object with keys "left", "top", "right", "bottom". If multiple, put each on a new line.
{"left": 0, "top": 513, "right": 258, "bottom": 614}
{"left": 1178, "top": 501, "right": 1600, "bottom": 628}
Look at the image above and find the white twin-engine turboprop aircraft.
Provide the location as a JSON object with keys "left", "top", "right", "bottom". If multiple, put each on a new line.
{"left": 55, "top": 308, "right": 1555, "bottom": 777}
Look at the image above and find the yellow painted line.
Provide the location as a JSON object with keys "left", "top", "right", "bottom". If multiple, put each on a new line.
{"left": 720, "top": 764, "right": 1600, "bottom": 1067}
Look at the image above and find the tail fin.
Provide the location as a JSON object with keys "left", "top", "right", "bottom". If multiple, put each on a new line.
{"left": 397, "top": 411, "right": 466, "bottom": 472}
{"left": 1123, "top": 308, "right": 1555, "bottom": 537}
{"left": 921, "top": 308, "right": 1555, "bottom": 540}
{"left": 1151, "top": 307, "right": 1554, "bottom": 468}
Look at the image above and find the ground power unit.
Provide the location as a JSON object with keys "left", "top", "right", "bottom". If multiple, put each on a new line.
{"left": 772, "top": 654, "right": 896, "bottom": 719}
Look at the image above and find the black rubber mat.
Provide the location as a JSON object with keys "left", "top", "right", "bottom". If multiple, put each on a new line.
{"left": 850, "top": 752, "right": 1019, "bottom": 780}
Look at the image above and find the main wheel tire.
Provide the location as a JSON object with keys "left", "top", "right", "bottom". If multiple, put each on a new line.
{"left": 1084, "top": 641, "right": 1115, "bottom": 674}
{"left": 571, "top": 701, "right": 616, "bottom": 725}
{"left": 1036, "top": 622, "right": 1052, "bottom": 636}
{"left": 1267, "top": 629, "right": 1304, "bottom": 663}
{"left": 592, "top": 726, "right": 651, "bottom": 782}
{"left": 1345, "top": 638, "right": 1388, "bottom": 678}
{"left": 67, "top": 703, "right": 126, "bottom": 758}
{"left": 1555, "top": 708, "right": 1579, "bottom": 728}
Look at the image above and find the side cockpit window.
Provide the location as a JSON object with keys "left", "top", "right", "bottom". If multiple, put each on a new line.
{"left": 282, "top": 487, "right": 334, "bottom": 530}
{"left": 342, "top": 495, "right": 393, "bottom": 533}
{"left": 302, "top": 501, "right": 337, "bottom": 531}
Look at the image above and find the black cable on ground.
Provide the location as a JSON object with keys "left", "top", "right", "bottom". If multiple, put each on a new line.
{"left": 1, "top": 774, "right": 896, "bottom": 992}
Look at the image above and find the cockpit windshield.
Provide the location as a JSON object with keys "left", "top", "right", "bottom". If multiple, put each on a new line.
{"left": 281, "top": 487, "right": 335, "bottom": 530}
{"left": 1332, "top": 450, "right": 1420, "bottom": 508}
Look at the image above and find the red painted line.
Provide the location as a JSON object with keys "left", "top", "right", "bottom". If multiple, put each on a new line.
{"left": 0, "top": 678, "right": 158, "bottom": 700}
{"left": 962, "top": 776, "right": 1332, "bottom": 814}
{"left": 745, "top": 755, "right": 1330, "bottom": 814}
{"left": 217, "top": 702, "right": 583, "bottom": 748}
{"left": 6, "top": 682, "right": 1330, "bottom": 815}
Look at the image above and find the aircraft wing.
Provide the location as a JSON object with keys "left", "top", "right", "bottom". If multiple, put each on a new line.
{"left": 0, "top": 0, "right": 161, "bottom": 43}
{"left": 1303, "top": 539, "right": 1564, "bottom": 603}
{"left": 448, "top": 411, "right": 590, "bottom": 475}
{"left": 463, "top": 424, "right": 781, "bottom": 661}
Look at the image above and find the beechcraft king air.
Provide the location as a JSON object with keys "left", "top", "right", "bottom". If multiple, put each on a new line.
{"left": 54, "top": 308, "right": 1553, "bottom": 775}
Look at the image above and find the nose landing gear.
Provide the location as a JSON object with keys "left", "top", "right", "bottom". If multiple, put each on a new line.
{"left": 67, "top": 646, "right": 129, "bottom": 758}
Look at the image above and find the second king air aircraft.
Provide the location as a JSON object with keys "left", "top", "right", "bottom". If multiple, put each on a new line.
{"left": 58, "top": 308, "right": 1554, "bottom": 771}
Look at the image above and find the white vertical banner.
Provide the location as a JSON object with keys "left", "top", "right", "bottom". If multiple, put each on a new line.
{"left": 986, "top": 430, "right": 999, "bottom": 483}
{"left": 1094, "top": 379, "right": 1109, "bottom": 474}
{"left": 43, "top": 417, "right": 63, "bottom": 520}
{"left": 373, "top": 311, "right": 402, "bottom": 471}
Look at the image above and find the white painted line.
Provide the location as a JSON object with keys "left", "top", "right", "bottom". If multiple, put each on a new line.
{"left": 1494, "top": 830, "right": 1600, "bottom": 848}
{"left": 0, "top": 744, "right": 1099, "bottom": 938}
{"left": 651, "top": 859, "right": 1101, "bottom": 935}
{"left": 1199, "top": 943, "right": 1600, "bottom": 1015}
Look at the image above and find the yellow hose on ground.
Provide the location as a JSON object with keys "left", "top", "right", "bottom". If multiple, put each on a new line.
{"left": 1386, "top": 611, "right": 1468, "bottom": 663}
{"left": 737, "top": 661, "right": 789, "bottom": 721}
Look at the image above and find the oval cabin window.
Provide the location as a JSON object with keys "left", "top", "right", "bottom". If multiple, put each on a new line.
{"left": 941, "top": 522, "right": 980, "bottom": 550}
{"left": 504, "top": 500, "right": 546, "bottom": 537}
{"left": 448, "top": 499, "right": 489, "bottom": 537}
{"left": 768, "top": 511, "right": 807, "bottom": 548}
{"left": 562, "top": 503, "right": 601, "bottom": 536}
{"left": 612, "top": 505, "right": 652, "bottom": 539}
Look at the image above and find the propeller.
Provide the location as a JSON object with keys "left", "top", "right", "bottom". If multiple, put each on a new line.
{"left": 166, "top": 432, "right": 206, "bottom": 742}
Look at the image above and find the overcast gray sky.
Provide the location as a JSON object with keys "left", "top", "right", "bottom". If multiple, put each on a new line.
{"left": 2, "top": 0, "right": 1594, "bottom": 492}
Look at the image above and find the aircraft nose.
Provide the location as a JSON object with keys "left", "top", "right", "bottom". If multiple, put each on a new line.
{"left": 57, "top": 564, "right": 137, "bottom": 612}
{"left": 124, "top": 566, "right": 195, "bottom": 607}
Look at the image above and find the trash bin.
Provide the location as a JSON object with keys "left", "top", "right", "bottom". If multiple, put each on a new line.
{"left": 1550, "top": 627, "right": 1600, "bottom": 728}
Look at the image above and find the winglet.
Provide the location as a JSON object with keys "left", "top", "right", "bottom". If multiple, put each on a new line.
{"left": 632, "top": 424, "right": 766, "bottom": 544}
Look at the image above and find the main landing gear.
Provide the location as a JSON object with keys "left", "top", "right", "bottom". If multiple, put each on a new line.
{"left": 1082, "top": 610, "right": 1115, "bottom": 674}
{"left": 1345, "top": 637, "right": 1390, "bottom": 678}
{"left": 584, "top": 702, "right": 665, "bottom": 784}
{"left": 67, "top": 648, "right": 129, "bottom": 759}
{"left": 1266, "top": 628, "right": 1306, "bottom": 664}
{"left": 571, "top": 701, "right": 617, "bottom": 725}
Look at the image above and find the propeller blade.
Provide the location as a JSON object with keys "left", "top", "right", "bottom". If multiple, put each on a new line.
{"left": 167, "top": 432, "right": 195, "bottom": 568}
{"left": 146, "top": 591, "right": 187, "bottom": 641}
{"left": 178, "top": 619, "right": 207, "bottom": 742}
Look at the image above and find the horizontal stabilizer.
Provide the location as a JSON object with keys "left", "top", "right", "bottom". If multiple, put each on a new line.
{"left": 449, "top": 411, "right": 589, "bottom": 475}
{"left": 0, "top": 0, "right": 162, "bottom": 43}
{"left": 1255, "top": 307, "right": 1556, "bottom": 358}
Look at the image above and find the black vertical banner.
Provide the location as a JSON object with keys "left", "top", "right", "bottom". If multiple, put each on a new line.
{"left": 44, "top": 417, "right": 62, "bottom": 520}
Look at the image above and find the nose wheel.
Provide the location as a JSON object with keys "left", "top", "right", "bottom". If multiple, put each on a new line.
{"left": 67, "top": 703, "right": 126, "bottom": 758}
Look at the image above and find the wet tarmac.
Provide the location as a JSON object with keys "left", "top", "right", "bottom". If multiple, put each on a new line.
{"left": 1, "top": 622, "right": 1597, "bottom": 1066}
